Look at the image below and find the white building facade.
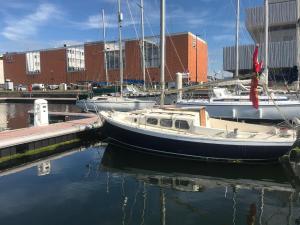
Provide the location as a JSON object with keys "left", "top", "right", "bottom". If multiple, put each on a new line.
{"left": 223, "top": 0, "right": 300, "bottom": 83}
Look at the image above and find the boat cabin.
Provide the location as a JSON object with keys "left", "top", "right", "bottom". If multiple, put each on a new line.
{"left": 127, "top": 107, "right": 209, "bottom": 132}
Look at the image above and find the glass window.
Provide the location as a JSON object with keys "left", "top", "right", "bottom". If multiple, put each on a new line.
{"left": 175, "top": 120, "right": 190, "bottom": 130}
{"left": 147, "top": 118, "right": 158, "bottom": 125}
{"left": 67, "top": 46, "right": 85, "bottom": 72}
{"left": 160, "top": 119, "right": 172, "bottom": 127}
{"left": 105, "top": 41, "right": 125, "bottom": 70}
{"left": 106, "top": 50, "right": 125, "bottom": 70}
{"left": 145, "top": 38, "right": 160, "bottom": 68}
{"left": 26, "top": 51, "right": 41, "bottom": 74}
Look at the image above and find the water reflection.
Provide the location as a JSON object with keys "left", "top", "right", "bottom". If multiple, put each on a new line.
{"left": 101, "top": 144, "right": 300, "bottom": 225}
{"left": 0, "top": 144, "right": 300, "bottom": 225}
{"left": 0, "top": 103, "right": 80, "bottom": 130}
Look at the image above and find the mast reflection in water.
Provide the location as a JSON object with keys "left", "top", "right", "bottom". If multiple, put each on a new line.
{"left": 0, "top": 143, "right": 299, "bottom": 225}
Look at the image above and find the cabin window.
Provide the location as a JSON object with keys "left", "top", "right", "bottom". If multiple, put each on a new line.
{"left": 147, "top": 118, "right": 158, "bottom": 125}
{"left": 175, "top": 120, "right": 190, "bottom": 130}
{"left": 160, "top": 119, "right": 172, "bottom": 127}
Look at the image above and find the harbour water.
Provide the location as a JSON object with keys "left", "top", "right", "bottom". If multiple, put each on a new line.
{"left": 0, "top": 103, "right": 80, "bottom": 130}
{"left": 0, "top": 144, "right": 299, "bottom": 225}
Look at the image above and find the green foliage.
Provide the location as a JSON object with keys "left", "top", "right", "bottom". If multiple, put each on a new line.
{"left": 0, "top": 139, "right": 80, "bottom": 165}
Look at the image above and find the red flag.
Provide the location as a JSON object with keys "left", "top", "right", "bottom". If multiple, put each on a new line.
{"left": 250, "top": 45, "right": 263, "bottom": 109}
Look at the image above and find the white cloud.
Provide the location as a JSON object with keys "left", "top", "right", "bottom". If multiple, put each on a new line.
{"left": 81, "top": 13, "right": 119, "bottom": 29}
{"left": 76, "top": 8, "right": 139, "bottom": 30}
{"left": 1, "top": 3, "right": 61, "bottom": 41}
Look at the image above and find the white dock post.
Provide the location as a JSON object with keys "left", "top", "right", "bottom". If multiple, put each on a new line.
{"left": 176, "top": 72, "right": 183, "bottom": 101}
{"left": 34, "top": 99, "right": 49, "bottom": 126}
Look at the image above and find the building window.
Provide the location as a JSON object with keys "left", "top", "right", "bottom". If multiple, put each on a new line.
{"left": 26, "top": 52, "right": 40, "bottom": 74}
{"left": 105, "top": 42, "right": 125, "bottom": 70}
{"left": 67, "top": 46, "right": 85, "bottom": 72}
{"left": 145, "top": 38, "right": 160, "bottom": 68}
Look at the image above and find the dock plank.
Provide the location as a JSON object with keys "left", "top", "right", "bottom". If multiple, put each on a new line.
{"left": 0, "top": 112, "right": 101, "bottom": 149}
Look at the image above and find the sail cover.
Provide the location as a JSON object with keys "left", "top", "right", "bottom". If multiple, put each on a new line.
{"left": 250, "top": 45, "right": 263, "bottom": 109}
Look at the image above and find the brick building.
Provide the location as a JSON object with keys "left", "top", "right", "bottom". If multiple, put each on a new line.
{"left": 3, "top": 32, "right": 208, "bottom": 86}
{"left": 0, "top": 55, "right": 3, "bottom": 85}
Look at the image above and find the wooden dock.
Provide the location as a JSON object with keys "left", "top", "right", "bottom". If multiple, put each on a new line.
{"left": 0, "top": 112, "right": 102, "bottom": 157}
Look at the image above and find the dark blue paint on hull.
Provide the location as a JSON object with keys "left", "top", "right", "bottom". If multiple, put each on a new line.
{"left": 103, "top": 121, "right": 292, "bottom": 162}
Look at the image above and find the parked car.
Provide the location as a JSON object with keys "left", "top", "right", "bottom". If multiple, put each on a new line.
{"left": 32, "top": 83, "right": 45, "bottom": 90}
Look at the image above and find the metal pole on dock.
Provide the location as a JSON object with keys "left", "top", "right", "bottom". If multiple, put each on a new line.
{"left": 264, "top": 0, "right": 269, "bottom": 87}
{"left": 118, "top": 0, "right": 124, "bottom": 97}
{"left": 140, "top": 0, "right": 146, "bottom": 91}
{"left": 160, "top": 0, "right": 166, "bottom": 107}
{"left": 235, "top": 0, "right": 240, "bottom": 79}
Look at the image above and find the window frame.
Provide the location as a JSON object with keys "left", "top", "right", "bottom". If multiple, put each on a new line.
{"left": 175, "top": 120, "right": 190, "bottom": 130}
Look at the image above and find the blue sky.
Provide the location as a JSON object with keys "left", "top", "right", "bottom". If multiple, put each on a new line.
{"left": 0, "top": 0, "right": 264, "bottom": 75}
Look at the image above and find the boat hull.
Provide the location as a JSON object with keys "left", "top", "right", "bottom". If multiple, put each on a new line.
{"left": 76, "top": 99, "right": 155, "bottom": 112}
{"left": 177, "top": 101, "right": 300, "bottom": 120}
{"left": 102, "top": 120, "right": 293, "bottom": 162}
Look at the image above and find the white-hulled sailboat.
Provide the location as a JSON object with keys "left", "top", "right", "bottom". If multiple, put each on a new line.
{"left": 76, "top": 1, "right": 155, "bottom": 112}
{"left": 100, "top": 0, "right": 298, "bottom": 163}
{"left": 176, "top": 0, "right": 300, "bottom": 121}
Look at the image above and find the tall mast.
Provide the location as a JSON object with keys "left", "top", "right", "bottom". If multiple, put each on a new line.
{"left": 296, "top": 0, "right": 300, "bottom": 91}
{"left": 102, "top": 9, "right": 109, "bottom": 85}
{"left": 160, "top": 189, "right": 166, "bottom": 225}
{"left": 235, "top": 0, "right": 240, "bottom": 79}
{"left": 160, "top": 0, "right": 166, "bottom": 107}
{"left": 118, "top": 0, "right": 124, "bottom": 97}
{"left": 264, "top": 0, "right": 269, "bottom": 87}
{"left": 140, "top": 0, "right": 146, "bottom": 91}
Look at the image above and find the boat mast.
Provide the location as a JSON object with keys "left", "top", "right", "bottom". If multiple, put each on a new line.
{"left": 102, "top": 9, "right": 109, "bottom": 85}
{"left": 118, "top": 0, "right": 124, "bottom": 97}
{"left": 234, "top": 0, "right": 240, "bottom": 79}
{"left": 160, "top": 189, "right": 166, "bottom": 225}
{"left": 264, "top": 0, "right": 269, "bottom": 87}
{"left": 140, "top": 0, "right": 146, "bottom": 91}
{"left": 160, "top": 0, "right": 166, "bottom": 107}
{"left": 296, "top": 0, "right": 300, "bottom": 91}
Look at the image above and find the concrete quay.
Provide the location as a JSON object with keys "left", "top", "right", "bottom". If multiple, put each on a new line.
{"left": 0, "top": 97, "right": 77, "bottom": 104}
{"left": 0, "top": 112, "right": 102, "bottom": 157}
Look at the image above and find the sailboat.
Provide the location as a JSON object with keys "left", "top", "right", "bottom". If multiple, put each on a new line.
{"left": 99, "top": 0, "right": 298, "bottom": 162}
{"left": 176, "top": 0, "right": 300, "bottom": 121}
{"left": 76, "top": 0, "right": 155, "bottom": 112}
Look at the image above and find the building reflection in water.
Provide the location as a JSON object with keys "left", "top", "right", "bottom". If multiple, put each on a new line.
{"left": 0, "top": 104, "right": 8, "bottom": 131}
{"left": 37, "top": 161, "right": 51, "bottom": 176}
{"left": 100, "top": 144, "right": 300, "bottom": 225}
{"left": 0, "top": 103, "right": 81, "bottom": 130}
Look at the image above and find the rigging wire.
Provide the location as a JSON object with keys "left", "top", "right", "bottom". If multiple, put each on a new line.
{"left": 123, "top": 0, "right": 154, "bottom": 87}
